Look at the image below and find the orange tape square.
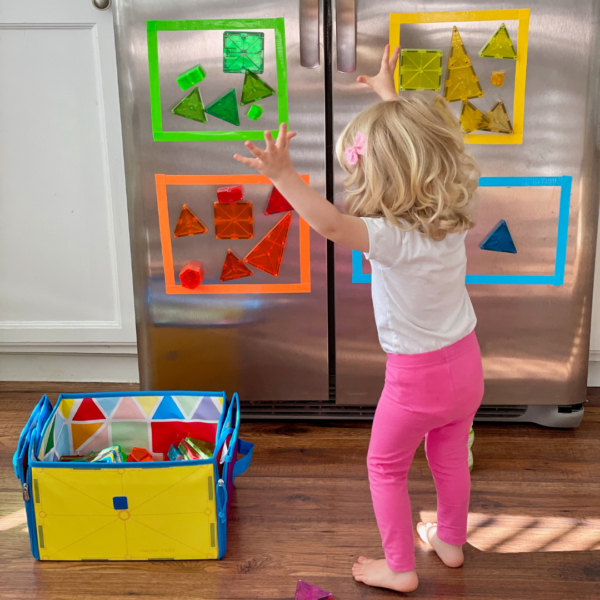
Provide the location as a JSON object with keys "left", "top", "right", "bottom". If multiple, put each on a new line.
{"left": 155, "top": 174, "right": 311, "bottom": 294}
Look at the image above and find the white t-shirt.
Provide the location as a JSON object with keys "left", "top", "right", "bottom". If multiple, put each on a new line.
{"left": 362, "top": 217, "right": 476, "bottom": 355}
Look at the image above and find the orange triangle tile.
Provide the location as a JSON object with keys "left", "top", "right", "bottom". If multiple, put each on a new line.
{"left": 173, "top": 204, "right": 208, "bottom": 237}
{"left": 220, "top": 249, "right": 254, "bottom": 282}
{"left": 244, "top": 212, "right": 292, "bottom": 277}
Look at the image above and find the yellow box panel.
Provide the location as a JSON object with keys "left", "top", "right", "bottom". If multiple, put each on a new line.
{"left": 33, "top": 463, "right": 218, "bottom": 561}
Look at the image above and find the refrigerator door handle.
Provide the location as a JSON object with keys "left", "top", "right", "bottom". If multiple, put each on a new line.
{"left": 336, "top": 0, "right": 356, "bottom": 73}
{"left": 299, "top": 0, "right": 320, "bottom": 68}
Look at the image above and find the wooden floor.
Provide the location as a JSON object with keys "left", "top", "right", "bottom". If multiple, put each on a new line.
{"left": 1, "top": 383, "right": 600, "bottom": 600}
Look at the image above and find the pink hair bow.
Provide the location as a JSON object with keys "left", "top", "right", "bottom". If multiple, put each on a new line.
{"left": 345, "top": 131, "right": 366, "bottom": 166}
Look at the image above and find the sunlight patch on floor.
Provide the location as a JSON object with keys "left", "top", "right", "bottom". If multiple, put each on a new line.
{"left": 0, "top": 508, "right": 27, "bottom": 532}
{"left": 419, "top": 511, "right": 600, "bottom": 553}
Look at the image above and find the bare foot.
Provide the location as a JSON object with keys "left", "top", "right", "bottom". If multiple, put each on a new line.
{"left": 352, "top": 557, "right": 418, "bottom": 593}
{"left": 417, "top": 522, "right": 464, "bottom": 568}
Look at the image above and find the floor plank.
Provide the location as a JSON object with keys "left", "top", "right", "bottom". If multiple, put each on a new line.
{"left": 1, "top": 383, "right": 599, "bottom": 599}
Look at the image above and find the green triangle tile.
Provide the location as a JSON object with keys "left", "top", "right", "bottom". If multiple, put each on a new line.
{"left": 240, "top": 72, "right": 276, "bottom": 106}
{"left": 171, "top": 87, "right": 207, "bottom": 123}
{"left": 205, "top": 88, "right": 240, "bottom": 126}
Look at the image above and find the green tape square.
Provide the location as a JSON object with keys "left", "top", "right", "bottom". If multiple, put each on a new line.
{"left": 147, "top": 19, "right": 288, "bottom": 142}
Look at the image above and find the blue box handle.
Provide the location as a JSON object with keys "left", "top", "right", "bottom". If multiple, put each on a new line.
{"left": 232, "top": 439, "right": 254, "bottom": 481}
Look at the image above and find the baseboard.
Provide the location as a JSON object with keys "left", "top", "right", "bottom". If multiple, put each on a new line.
{"left": 588, "top": 359, "right": 600, "bottom": 387}
{"left": 0, "top": 348, "right": 139, "bottom": 383}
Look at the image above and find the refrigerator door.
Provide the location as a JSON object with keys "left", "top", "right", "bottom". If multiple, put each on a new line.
{"left": 112, "top": 0, "right": 329, "bottom": 400}
{"left": 333, "top": 0, "right": 600, "bottom": 410}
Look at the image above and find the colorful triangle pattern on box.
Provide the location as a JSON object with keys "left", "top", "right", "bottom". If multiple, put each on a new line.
{"left": 265, "top": 187, "right": 294, "bottom": 215}
{"left": 137, "top": 396, "right": 162, "bottom": 417}
{"left": 113, "top": 397, "right": 146, "bottom": 421}
{"left": 153, "top": 395, "right": 186, "bottom": 420}
{"left": 192, "top": 397, "right": 222, "bottom": 421}
{"left": 55, "top": 421, "right": 70, "bottom": 457}
{"left": 171, "top": 87, "right": 207, "bottom": 123}
{"left": 72, "top": 422, "right": 104, "bottom": 451}
{"left": 206, "top": 89, "right": 240, "bottom": 126}
{"left": 44, "top": 416, "right": 56, "bottom": 454}
{"left": 220, "top": 249, "right": 254, "bottom": 282}
{"left": 72, "top": 398, "right": 105, "bottom": 422}
{"left": 60, "top": 398, "right": 76, "bottom": 420}
{"left": 240, "top": 72, "right": 276, "bottom": 106}
{"left": 95, "top": 396, "right": 120, "bottom": 418}
{"left": 480, "top": 220, "right": 517, "bottom": 254}
{"left": 479, "top": 23, "right": 517, "bottom": 59}
{"left": 244, "top": 212, "right": 292, "bottom": 277}
{"left": 173, "top": 204, "right": 208, "bottom": 237}
{"left": 174, "top": 396, "right": 200, "bottom": 419}
{"left": 77, "top": 423, "right": 109, "bottom": 455}
{"left": 444, "top": 26, "right": 484, "bottom": 102}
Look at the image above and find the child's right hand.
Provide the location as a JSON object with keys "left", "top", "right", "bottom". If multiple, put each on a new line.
{"left": 357, "top": 44, "right": 401, "bottom": 102}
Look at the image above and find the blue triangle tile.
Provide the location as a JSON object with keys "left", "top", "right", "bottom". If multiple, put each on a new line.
{"left": 96, "top": 396, "right": 120, "bottom": 418}
{"left": 153, "top": 395, "right": 185, "bottom": 420}
{"left": 480, "top": 220, "right": 517, "bottom": 254}
{"left": 192, "top": 397, "right": 222, "bottom": 421}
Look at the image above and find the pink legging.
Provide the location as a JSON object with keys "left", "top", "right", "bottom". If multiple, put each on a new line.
{"left": 367, "top": 330, "right": 484, "bottom": 572}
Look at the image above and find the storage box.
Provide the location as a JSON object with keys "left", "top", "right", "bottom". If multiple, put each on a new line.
{"left": 13, "top": 391, "right": 252, "bottom": 561}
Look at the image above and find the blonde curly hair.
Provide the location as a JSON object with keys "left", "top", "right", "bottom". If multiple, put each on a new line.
{"left": 336, "top": 94, "right": 480, "bottom": 241}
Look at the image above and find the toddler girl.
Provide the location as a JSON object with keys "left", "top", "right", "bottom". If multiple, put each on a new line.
{"left": 234, "top": 45, "right": 484, "bottom": 593}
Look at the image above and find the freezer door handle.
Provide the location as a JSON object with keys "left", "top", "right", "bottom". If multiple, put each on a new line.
{"left": 336, "top": 0, "right": 356, "bottom": 73}
{"left": 299, "top": 0, "right": 320, "bottom": 68}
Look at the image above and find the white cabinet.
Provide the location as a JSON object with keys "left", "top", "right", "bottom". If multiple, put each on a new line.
{"left": 0, "top": 1, "right": 137, "bottom": 381}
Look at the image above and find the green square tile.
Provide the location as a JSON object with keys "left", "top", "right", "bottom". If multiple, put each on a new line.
{"left": 400, "top": 49, "right": 443, "bottom": 91}
{"left": 223, "top": 31, "right": 264, "bottom": 74}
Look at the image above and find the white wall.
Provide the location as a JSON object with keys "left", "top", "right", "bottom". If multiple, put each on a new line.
{"left": 0, "top": 1, "right": 138, "bottom": 382}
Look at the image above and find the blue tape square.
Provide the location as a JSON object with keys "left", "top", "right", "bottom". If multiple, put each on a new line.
{"left": 351, "top": 176, "right": 572, "bottom": 286}
{"left": 113, "top": 496, "right": 128, "bottom": 510}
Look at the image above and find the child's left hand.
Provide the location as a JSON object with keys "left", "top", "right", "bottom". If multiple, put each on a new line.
{"left": 234, "top": 123, "right": 297, "bottom": 183}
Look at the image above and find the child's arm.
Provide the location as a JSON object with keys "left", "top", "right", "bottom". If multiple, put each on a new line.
{"left": 234, "top": 124, "right": 369, "bottom": 253}
{"left": 356, "top": 44, "right": 401, "bottom": 101}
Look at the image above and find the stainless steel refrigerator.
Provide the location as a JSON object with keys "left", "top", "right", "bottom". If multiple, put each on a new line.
{"left": 112, "top": 0, "right": 600, "bottom": 427}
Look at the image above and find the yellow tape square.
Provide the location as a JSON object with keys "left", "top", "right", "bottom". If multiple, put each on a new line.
{"left": 390, "top": 9, "right": 530, "bottom": 145}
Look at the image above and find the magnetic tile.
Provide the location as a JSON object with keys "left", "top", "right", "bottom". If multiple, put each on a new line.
{"left": 240, "top": 72, "right": 276, "bottom": 106}
{"left": 219, "top": 249, "right": 254, "bottom": 282}
{"left": 480, "top": 220, "right": 517, "bottom": 254}
{"left": 205, "top": 89, "right": 240, "bottom": 126}
{"left": 179, "top": 261, "right": 204, "bottom": 289}
{"left": 400, "top": 49, "right": 443, "bottom": 91}
{"left": 173, "top": 204, "right": 208, "bottom": 237}
{"left": 479, "top": 23, "right": 517, "bottom": 59}
{"left": 244, "top": 212, "right": 292, "bottom": 277}
{"left": 171, "top": 87, "right": 207, "bottom": 124}
{"left": 214, "top": 202, "right": 254, "bottom": 240}
{"left": 176, "top": 64, "right": 206, "bottom": 90}
{"left": 223, "top": 31, "right": 264, "bottom": 74}
{"left": 444, "top": 26, "right": 484, "bottom": 102}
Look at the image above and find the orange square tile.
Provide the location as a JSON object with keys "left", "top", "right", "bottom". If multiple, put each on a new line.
{"left": 213, "top": 201, "right": 254, "bottom": 240}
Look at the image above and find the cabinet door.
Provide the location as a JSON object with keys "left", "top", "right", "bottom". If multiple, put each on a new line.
{"left": 113, "top": 0, "right": 329, "bottom": 400}
{"left": 0, "top": 1, "right": 135, "bottom": 353}
{"left": 333, "top": 0, "right": 599, "bottom": 406}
